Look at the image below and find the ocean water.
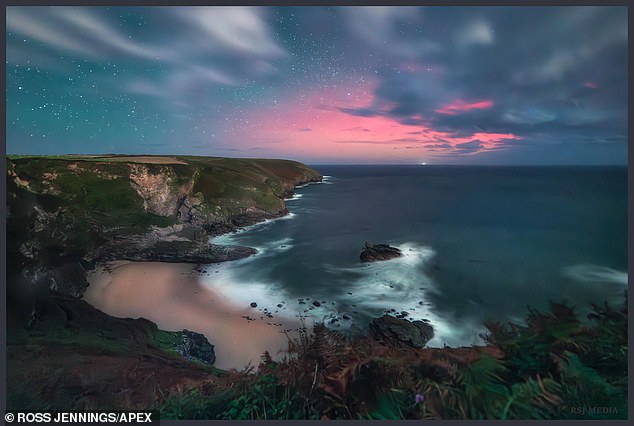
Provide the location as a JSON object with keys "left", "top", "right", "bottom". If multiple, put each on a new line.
{"left": 205, "top": 165, "right": 628, "bottom": 347}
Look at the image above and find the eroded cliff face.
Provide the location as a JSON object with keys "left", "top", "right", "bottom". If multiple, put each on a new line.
{"left": 6, "top": 155, "right": 322, "bottom": 298}
{"left": 6, "top": 155, "right": 322, "bottom": 408}
{"left": 128, "top": 164, "right": 195, "bottom": 217}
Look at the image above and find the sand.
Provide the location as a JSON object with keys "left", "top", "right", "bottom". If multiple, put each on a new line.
{"left": 84, "top": 261, "right": 301, "bottom": 370}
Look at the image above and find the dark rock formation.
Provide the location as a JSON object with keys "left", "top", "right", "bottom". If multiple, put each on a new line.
{"left": 88, "top": 237, "right": 256, "bottom": 264}
{"left": 175, "top": 330, "right": 216, "bottom": 365}
{"left": 83, "top": 223, "right": 257, "bottom": 264}
{"left": 360, "top": 242, "right": 402, "bottom": 262}
{"left": 369, "top": 315, "right": 434, "bottom": 349}
{"left": 7, "top": 156, "right": 322, "bottom": 298}
{"left": 6, "top": 293, "right": 217, "bottom": 410}
{"left": 5, "top": 155, "right": 323, "bottom": 409}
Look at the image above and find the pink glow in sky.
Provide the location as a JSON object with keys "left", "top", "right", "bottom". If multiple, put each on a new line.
{"left": 221, "top": 83, "right": 520, "bottom": 163}
{"left": 435, "top": 99, "right": 495, "bottom": 115}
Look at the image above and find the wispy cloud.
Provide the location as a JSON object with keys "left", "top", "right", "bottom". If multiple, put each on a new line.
{"left": 7, "top": 6, "right": 288, "bottom": 109}
{"left": 436, "top": 99, "right": 494, "bottom": 115}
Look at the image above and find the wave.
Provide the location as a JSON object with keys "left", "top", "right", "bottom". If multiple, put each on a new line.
{"left": 296, "top": 175, "right": 334, "bottom": 188}
{"left": 253, "top": 237, "right": 294, "bottom": 257}
{"left": 285, "top": 193, "right": 303, "bottom": 201}
{"left": 325, "top": 242, "right": 484, "bottom": 346}
{"left": 562, "top": 264, "right": 628, "bottom": 285}
{"left": 201, "top": 260, "right": 330, "bottom": 331}
{"left": 210, "top": 213, "right": 296, "bottom": 246}
{"left": 201, "top": 241, "right": 486, "bottom": 347}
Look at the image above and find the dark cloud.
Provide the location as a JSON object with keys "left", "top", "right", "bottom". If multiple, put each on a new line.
{"left": 454, "top": 140, "right": 483, "bottom": 153}
{"left": 339, "top": 6, "right": 627, "bottom": 154}
{"left": 7, "top": 6, "right": 287, "bottom": 109}
{"left": 338, "top": 107, "right": 378, "bottom": 118}
{"left": 336, "top": 140, "right": 404, "bottom": 145}
{"left": 425, "top": 143, "right": 452, "bottom": 149}
{"left": 5, "top": 6, "right": 627, "bottom": 164}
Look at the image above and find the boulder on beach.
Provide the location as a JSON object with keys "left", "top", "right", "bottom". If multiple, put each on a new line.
{"left": 369, "top": 315, "right": 434, "bottom": 349}
{"left": 175, "top": 329, "right": 216, "bottom": 365}
{"left": 360, "top": 242, "right": 402, "bottom": 262}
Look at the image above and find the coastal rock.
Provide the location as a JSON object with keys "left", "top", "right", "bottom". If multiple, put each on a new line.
{"left": 369, "top": 315, "right": 434, "bottom": 349}
{"left": 203, "top": 209, "right": 290, "bottom": 236}
{"left": 7, "top": 156, "right": 321, "bottom": 299}
{"left": 6, "top": 293, "right": 218, "bottom": 411}
{"left": 88, "top": 237, "right": 256, "bottom": 264}
{"left": 148, "top": 223, "right": 208, "bottom": 243}
{"left": 232, "top": 209, "right": 287, "bottom": 227}
{"left": 85, "top": 223, "right": 257, "bottom": 264}
{"left": 360, "top": 242, "right": 402, "bottom": 262}
{"left": 175, "top": 329, "right": 216, "bottom": 365}
{"left": 47, "top": 262, "right": 90, "bottom": 298}
{"left": 128, "top": 164, "right": 195, "bottom": 217}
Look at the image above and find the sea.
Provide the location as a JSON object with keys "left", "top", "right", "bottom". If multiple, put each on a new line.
{"left": 206, "top": 165, "right": 628, "bottom": 348}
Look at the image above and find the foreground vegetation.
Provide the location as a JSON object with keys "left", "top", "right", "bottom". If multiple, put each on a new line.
{"left": 6, "top": 155, "right": 626, "bottom": 418}
{"left": 162, "top": 293, "right": 627, "bottom": 420}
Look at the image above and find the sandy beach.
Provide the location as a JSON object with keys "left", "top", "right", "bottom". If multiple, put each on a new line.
{"left": 84, "top": 261, "right": 301, "bottom": 370}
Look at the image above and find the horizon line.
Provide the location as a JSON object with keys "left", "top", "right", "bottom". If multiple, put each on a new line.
{"left": 5, "top": 153, "right": 627, "bottom": 167}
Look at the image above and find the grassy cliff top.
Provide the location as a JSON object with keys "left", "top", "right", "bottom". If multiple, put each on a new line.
{"left": 6, "top": 154, "right": 321, "bottom": 257}
{"left": 7, "top": 154, "right": 321, "bottom": 196}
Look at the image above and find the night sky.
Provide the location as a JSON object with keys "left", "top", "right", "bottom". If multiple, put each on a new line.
{"left": 6, "top": 6, "right": 628, "bottom": 164}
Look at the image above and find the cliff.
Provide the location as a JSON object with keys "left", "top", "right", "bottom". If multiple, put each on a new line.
{"left": 6, "top": 154, "right": 322, "bottom": 410}
{"left": 6, "top": 154, "right": 322, "bottom": 297}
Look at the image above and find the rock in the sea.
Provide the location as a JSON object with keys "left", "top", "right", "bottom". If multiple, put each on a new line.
{"left": 175, "top": 329, "right": 216, "bottom": 365}
{"left": 250, "top": 302, "right": 257, "bottom": 308}
{"left": 360, "top": 242, "right": 402, "bottom": 262}
{"left": 369, "top": 315, "right": 434, "bottom": 349}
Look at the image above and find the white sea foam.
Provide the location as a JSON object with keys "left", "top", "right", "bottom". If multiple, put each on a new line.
{"left": 203, "top": 238, "right": 485, "bottom": 347}
{"left": 285, "top": 193, "right": 303, "bottom": 201}
{"left": 325, "top": 242, "right": 484, "bottom": 346}
{"left": 205, "top": 262, "right": 288, "bottom": 309}
{"left": 255, "top": 237, "right": 294, "bottom": 256}
{"left": 562, "top": 264, "right": 628, "bottom": 285}
{"left": 210, "top": 213, "right": 296, "bottom": 246}
{"left": 202, "top": 260, "right": 325, "bottom": 330}
{"left": 296, "top": 175, "right": 333, "bottom": 188}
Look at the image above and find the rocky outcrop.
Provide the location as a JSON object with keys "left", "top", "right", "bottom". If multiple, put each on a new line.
{"left": 90, "top": 238, "right": 256, "bottom": 264}
{"left": 5, "top": 155, "right": 322, "bottom": 410}
{"left": 128, "top": 164, "right": 195, "bottom": 217}
{"left": 6, "top": 293, "right": 217, "bottom": 410}
{"left": 175, "top": 330, "right": 216, "bottom": 365}
{"left": 6, "top": 155, "right": 322, "bottom": 297}
{"left": 87, "top": 223, "right": 256, "bottom": 264}
{"left": 360, "top": 242, "right": 403, "bottom": 262}
{"left": 369, "top": 315, "right": 434, "bottom": 349}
